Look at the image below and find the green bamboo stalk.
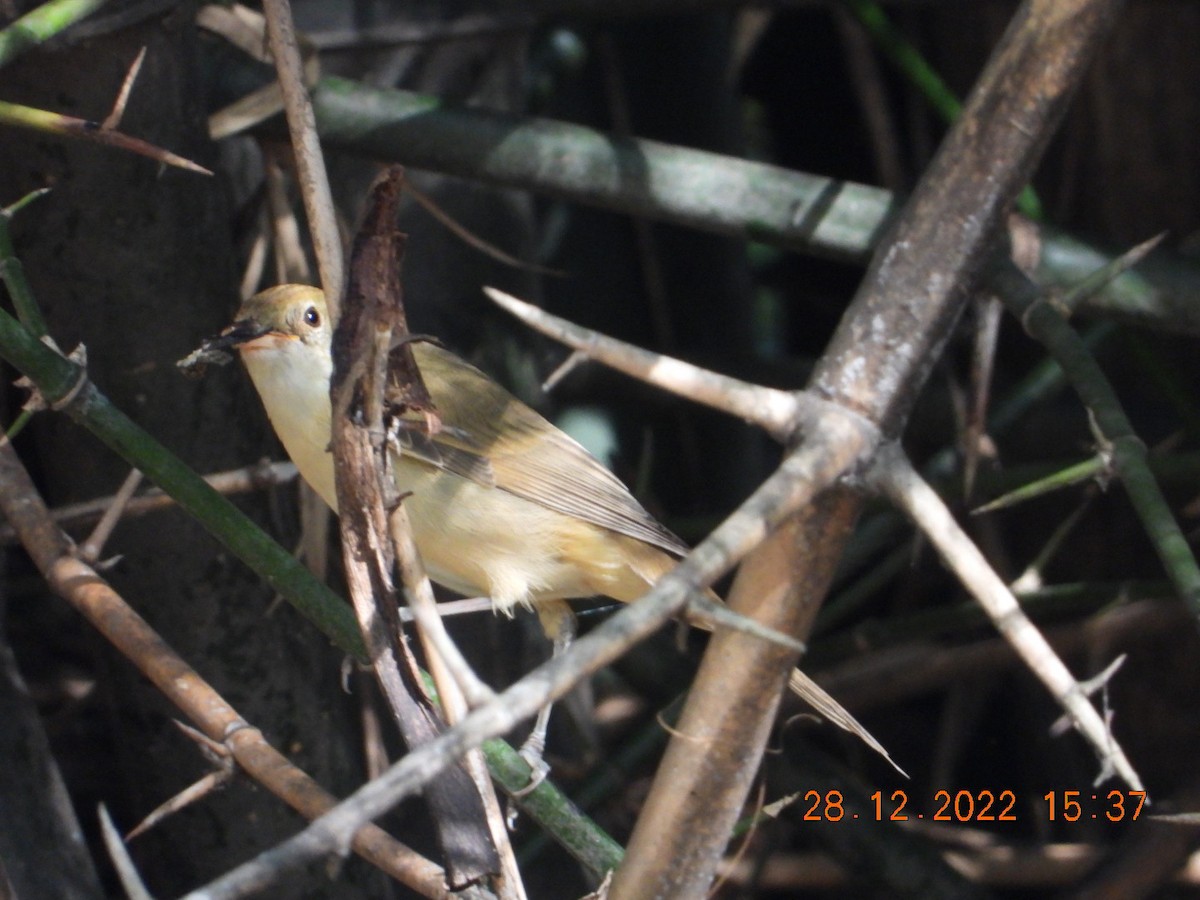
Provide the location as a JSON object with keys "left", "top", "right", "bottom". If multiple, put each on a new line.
{"left": 234, "top": 57, "right": 1200, "bottom": 334}
{"left": 291, "top": 75, "right": 1200, "bottom": 334}
{"left": 487, "top": 738, "right": 624, "bottom": 877}
{"left": 0, "top": 0, "right": 108, "bottom": 69}
{"left": 996, "top": 262, "right": 1200, "bottom": 622}
{"left": 310, "top": 75, "right": 899, "bottom": 262}
{"left": 0, "top": 190, "right": 51, "bottom": 336}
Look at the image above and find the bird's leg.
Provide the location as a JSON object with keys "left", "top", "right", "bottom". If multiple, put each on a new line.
{"left": 513, "top": 599, "right": 576, "bottom": 796}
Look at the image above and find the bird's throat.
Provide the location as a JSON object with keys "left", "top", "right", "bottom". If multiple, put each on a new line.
{"left": 241, "top": 344, "right": 339, "bottom": 510}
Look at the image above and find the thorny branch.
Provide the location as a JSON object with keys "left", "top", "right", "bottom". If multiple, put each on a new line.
{"left": 0, "top": 436, "right": 475, "bottom": 899}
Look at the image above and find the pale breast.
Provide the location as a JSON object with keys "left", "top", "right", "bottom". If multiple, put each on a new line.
{"left": 244, "top": 346, "right": 631, "bottom": 609}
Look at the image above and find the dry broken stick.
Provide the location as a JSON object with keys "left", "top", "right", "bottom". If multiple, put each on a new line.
{"left": 261, "top": 0, "right": 343, "bottom": 312}
{"left": 331, "top": 167, "right": 501, "bottom": 887}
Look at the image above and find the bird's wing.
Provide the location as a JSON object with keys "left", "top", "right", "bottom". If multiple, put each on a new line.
{"left": 394, "top": 426, "right": 497, "bottom": 488}
{"left": 395, "top": 343, "right": 688, "bottom": 557}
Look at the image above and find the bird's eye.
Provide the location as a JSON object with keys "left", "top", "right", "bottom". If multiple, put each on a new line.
{"left": 303, "top": 306, "right": 320, "bottom": 328}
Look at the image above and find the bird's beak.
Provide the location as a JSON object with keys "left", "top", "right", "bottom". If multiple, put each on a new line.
{"left": 204, "top": 318, "right": 301, "bottom": 359}
{"left": 179, "top": 316, "right": 292, "bottom": 376}
{"left": 205, "top": 317, "right": 275, "bottom": 353}
{"left": 178, "top": 318, "right": 281, "bottom": 375}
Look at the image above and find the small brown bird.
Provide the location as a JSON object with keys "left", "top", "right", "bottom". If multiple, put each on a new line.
{"left": 205, "top": 284, "right": 895, "bottom": 769}
{"left": 214, "top": 283, "right": 695, "bottom": 642}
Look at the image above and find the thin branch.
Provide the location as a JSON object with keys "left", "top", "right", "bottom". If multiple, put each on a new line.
{"left": 869, "top": 443, "right": 1142, "bottom": 791}
{"left": 405, "top": 180, "right": 563, "bottom": 278}
{"left": 833, "top": 5, "right": 907, "bottom": 191}
{"left": 0, "top": 460, "right": 297, "bottom": 544}
{"left": 263, "top": 149, "right": 313, "bottom": 284}
{"left": 262, "top": 0, "right": 343, "bottom": 316}
{"left": 77, "top": 467, "right": 141, "bottom": 563}
{"left": 483, "top": 287, "right": 802, "bottom": 440}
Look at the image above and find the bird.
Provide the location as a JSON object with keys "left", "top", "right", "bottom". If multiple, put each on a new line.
{"left": 198, "top": 283, "right": 897, "bottom": 773}
{"left": 212, "top": 283, "right": 695, "bottom": 634}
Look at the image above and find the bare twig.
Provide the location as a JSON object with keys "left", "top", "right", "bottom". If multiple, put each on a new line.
{"left": 0, "top": 460, "right": 298, "bottom": 544}
{"left": 261, "top": 0, "right": 343, "bottom": 314}
{"left": 99, "top": 805, "right": 152, "bottom": 900}
{"left": 833, "top": 6, "right": 906, "bottom": 191}
{"left": 483, "top": 287, "right": 802, "bottom": 439}
{"left": 405, "top": 179, "right": 564, "bottom": 278}
{"left": 77, "top": 468, "right": 141, "bottom": 563}
{"left": 264, "top": 149, "right": 312, "bottom": 285}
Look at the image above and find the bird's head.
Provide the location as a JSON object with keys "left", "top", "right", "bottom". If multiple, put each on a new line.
{"left": 179, "top": 283, "right": 335, "bottom": 394}
{"left": 219, "top": 284, "right": 332, "bottom": 359}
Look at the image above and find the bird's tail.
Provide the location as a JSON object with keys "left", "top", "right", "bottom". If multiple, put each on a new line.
{"left": 610, "top": 537, "right": 904, "bottom": 774}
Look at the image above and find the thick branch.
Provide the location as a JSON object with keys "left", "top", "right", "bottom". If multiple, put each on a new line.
{"left": 614, "top": 0, "right": 1127, "bottom": 896}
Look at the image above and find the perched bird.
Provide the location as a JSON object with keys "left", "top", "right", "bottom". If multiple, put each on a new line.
{"left": 210, "top": 283, "right": 694, "bottom": 642}
{"left": 199, "top": 284, "right": 895, "bottom": 771}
